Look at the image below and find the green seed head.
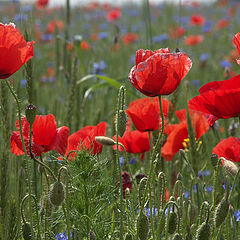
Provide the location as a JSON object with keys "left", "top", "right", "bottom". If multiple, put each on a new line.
{"left": 196, "top": 222, "right": 210, "bottom": 240}
{"left": 214, "top": 200, "right": 229, "bottom": 227}
{"left": 49, "top": 181, "right": 65, "bottom": 206}
{"left": 167, "top": 212, "right": 177, "bottom": 235}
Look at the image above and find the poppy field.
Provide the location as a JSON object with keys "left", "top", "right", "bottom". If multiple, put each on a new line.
{"left": 1, "top": 0, "right": 240, "bottom": 239}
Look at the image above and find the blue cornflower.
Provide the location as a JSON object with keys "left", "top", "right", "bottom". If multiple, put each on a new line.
{"left": 202, "top": 20, "right": 212, "bottom": 33}
{"left": 129, "top": 157, "right": 136, "bottom": 165}
{"left": 14, "top": 14, "right": 28, "bottom": 23}
{"left": 41, "top": 34, "right": 53, "bottom": 42}
{"left": 184, "top": 190, "right": 190, "bottom": 199}
{"left": 119, "top": 157, "right": 124, "bottom": 166}
{"left": 137, "top": 207, "right": 158, "bottom": 219}
{"left": 206, "top": 186, "right": 213, "bottom": 193}
{"left": 234, "top": 209, "right": 240, "bottom": 221}
{"left": 191, "top": 80, "right": 200, "bottom": 87}
{"left": 23, "top": 5, "right": 32, "bottom": 12}
{"left": 153, "top": 34, "right": 169, "bottom": 43}
{"left": 200, "top": 53, "right": 209, "bottom": 61}
{"left": 55, "top": 231, "right": 73, "bottom": 240}
{"left": 93, "top": 60, "right": 107, "bottom": 75}
{"left": 129, "top": 55, "right": 135, "bottom": 65}
{"left": 220, "top": 60, "right": 232, "bottom": 68}
{"left": 98, "top": 32, "right": 108, "bottom": 40}
{"left": 21, "top": 79, "right": 27, "bottom": 87}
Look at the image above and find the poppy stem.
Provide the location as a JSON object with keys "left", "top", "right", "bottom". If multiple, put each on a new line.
{"left": 5, "top": 79, "right": 34, "bottom": 237}
{"left": 136, "top": 96, "right": 165, "bottom": 239}
{"left": 116, "top": 86, "right": 124, "bottom": 240}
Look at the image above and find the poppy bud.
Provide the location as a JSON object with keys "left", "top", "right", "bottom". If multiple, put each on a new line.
{"left": 214, "top": 200, "right": 229, "bottom": 227}
{"left": 167, "top": 212, "right": 177, "bottom": 234}
{"left": 25, "top": 104, "right": 37, "bottom": 125}
{"left": 185, "top": 225, "right": 193, "bottom": 240}
{"left": 138, "top": 177, "right": 147, "bottom": 207}
{"left": 49, "top": 181, "right": 65, "bottom": 206}
{"left": 210, "top": 154, "right": 218, "bottom": 168}
{"left": 173, "top": 233, "right": 183, "bottom": 240}
{"left": 22, "top": 222, "right": 31, "bottom": 240}
{"left": 115, "top": 110, "right": 127, "bottom": 137}
{"left": 137, "top": 212, "right": 149, "bottom": 240}
{"left": 95, "top": 136, "right": 116, "bottom": 146}
{"left": 124, "top": 233, "right": 133, "bottom": 240}
{"left": 89, "top": 230, "right": 96, "bottom": 240}
{"left": 196, "top": 222, "right": 210, "bottom": 240}
{"left": 222, "top": 158, "right": 239, "bottom": 176}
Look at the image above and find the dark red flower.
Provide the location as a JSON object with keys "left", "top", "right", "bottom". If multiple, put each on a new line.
{"left": 113, "top": 130, "right": 150, "bottom": 155}
{"left": 121, "top": 171, "right": 132, "bottom": 198}
{"left": 0, "top": 23, "right": 34, "bottom": 79}
{"left": 190, "top": 14, "right": 206, "bottom": 26}
{"left": 65, "top": 122, "right": 107, "bottom": 160}
{"left": 11, "top": 114, "right": 69, "bottom": 157}
{"left": 37, "top": 0, "right": 48, "bottom": 8}
{"left": 122, "top": 33, "right": 138, "bottom": 45}
{"left": 184, "top": 35, "right": 203, "bottom": 46}
{"left": 129, "top": 48, "right": 192, "bottom": 97}
{"left": 106, "top": 8, "right": 121, "bottom": 22}
{"left": 232, "top": 33, "right": 240, "bottom": 65}
{"left": 188, "top": 74, "right": 240, "bottom": 126}
{"left": 216, "top": 19, "right": 229, "bottom": 30}
{"left": 212, "top": 137, "right": 240, "bottom": 162}
{"left": 126, "top": 97, "right": 170, "bottom": 132}
{"left": 161, "top": 109, "right": 209, "bottom": 161}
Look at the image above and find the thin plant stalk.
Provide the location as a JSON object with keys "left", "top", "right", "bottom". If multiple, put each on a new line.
{"left": 136, "top": 95, "right": 165, "bottom": 239}
{"left": 5, "top": 79, "right": 34, "bottom": 237}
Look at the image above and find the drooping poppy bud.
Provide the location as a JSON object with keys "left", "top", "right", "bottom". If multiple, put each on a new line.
{"left": 49, "top": 181, "right": 65, "bottom": 206}
{"left": 25, "top": 104, "right": 37, "bottom": 125}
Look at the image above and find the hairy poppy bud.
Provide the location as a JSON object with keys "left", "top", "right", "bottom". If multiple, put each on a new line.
{"left": 222, "top": 159, "right": 239, "bottom": 176}
{"left": 22, "top": 222, "right": 31, "bottom": 240}
{"left": 124, "top": 233, "right": 133, "bottom": 240}
{"left": 25, "top": 104, "right": 37, "bottom": 125}
{"left": 95, "top": 136, "right": 116, "bottom": 146}
{"left": 137, "top": 212, "right": 149, "bottom": 240}
{"left": 214, "top": 200, "right": 229, "bottom": 227}
{"left": 196, "top": 222, "right": 210, "bottom": 240}
{"left": 116, "top": 110, "right": 127, "bottom": 137}
{"left": 173, "top": 233, "right": 183, "bottom": 240}
{"left": 49, "top": 181, "right": 65, "bottom": 206}
{"left": 210, "top": 154, "right": 218, "bottom": 167}
{"left": 167, "top": 212, "right": 177, "bottom": 234}
{"left": 89, "top": 230, "right": 96, "bottom": 240}
{"left": 138, "top": 177, "right": 147, "bottom": 207}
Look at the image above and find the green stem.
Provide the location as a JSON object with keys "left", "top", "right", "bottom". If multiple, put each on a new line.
{"left": 116, "top": 87, "right": 124, "bottom": 240}
{"left": 136, "top": 95, "right": 165, "bottom": 240}
{"left": 5, "top": 79, "right": 34, "bottom": 237}
{"left": 83, "top": 180, "right": 90, "bottom": 238}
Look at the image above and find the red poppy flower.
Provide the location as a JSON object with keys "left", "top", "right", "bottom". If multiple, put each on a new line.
{"left": 113, "top": 130, "right": 150, "bottom": 155}
{"left": 212, "top": 137, "right": 240, "bottom": 162}
{"left": 190, "top": 14, "right": 206, "bottom": 26}
{"left": 169, "top": 26, "right": 186, "bottom": 39}
{"left": 0, "top": 23, "right": 34, "bottom": 79}
{"left": 188, "top": 74, "right": 240, "bottom": 126}
{"left": 106, "top": 8, "right": 121, "bottom": 22}
{"left": 232, "top": 33, "right": 240, "bottom": 65}
{"left": 126, "top": 97, "right": 170, "bottom": 132}
{"left": 121, "top": 171, "right": 132, "bottom": 198}
{"left": 161, "top": 109, "right": 209, "bottom": 161}
{"left": 122, "top": 33, "right": 138, "bottom": 45}
{"left": 184, "top": 35, "right": 203, "bottom": 46}
{"left": 81, "top": 41, "right": 90, "bottom": 50}
{"left": 37, "top": 0, "right": 48, "bottom": 8}
{"left": 46, "top": 20, "right": 64, "bottom": 34}
{"left": 216, "top": 19, "right": 229, "bottom": 30}
{"left": 129, "top": 48, "right": 192, "bottom": 97}
{"left": 65, "top": 122, "right": 107, "bottom": 160}
{"left": 11, "top": 114, "right": 69, "bottom": 157}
